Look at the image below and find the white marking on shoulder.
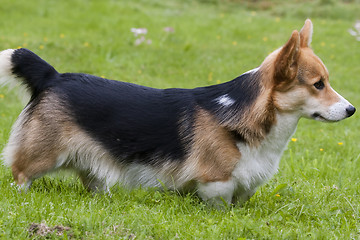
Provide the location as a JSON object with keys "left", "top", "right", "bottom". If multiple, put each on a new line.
{"left": 215, "top": 94, "right": 235, "bottom": 107}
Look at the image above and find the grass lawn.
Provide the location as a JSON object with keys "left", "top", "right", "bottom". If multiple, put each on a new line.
{"left": 0, "top": 0, "right": 360, "bottom": 239}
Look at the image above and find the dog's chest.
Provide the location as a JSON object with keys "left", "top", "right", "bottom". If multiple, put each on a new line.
{"left": 232, "top": 113, "right": 299, "bottom": 190}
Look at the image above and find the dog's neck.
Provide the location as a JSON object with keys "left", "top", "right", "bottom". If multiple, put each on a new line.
{"left": 267, "top": 110, "right": 300, "bottom": 144}
{"left": 233, "top": 110, "right": 300, "bottom": 191}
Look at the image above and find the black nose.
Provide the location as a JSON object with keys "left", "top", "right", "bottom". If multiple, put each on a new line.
{"left": 346, "top": 105, "right": 356, "bottom": 117}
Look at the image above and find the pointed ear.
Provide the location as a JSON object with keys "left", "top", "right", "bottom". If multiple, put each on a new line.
{"left": 300, "top": 19, "right": 313, "bottom": 48}
{"left": 274, "top": 30, "right": 300, "bottom": 86}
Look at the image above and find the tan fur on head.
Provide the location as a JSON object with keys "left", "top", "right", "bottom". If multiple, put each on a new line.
{"left": 271, "top": 19, "right": 352, "bottom": 121}
{"left": 274, "top": 30, "right": 300, "bottom": 90}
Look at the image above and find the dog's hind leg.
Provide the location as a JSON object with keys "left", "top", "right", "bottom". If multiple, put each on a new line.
{"left": 3, "top": 109, "right": 66, "bottom": 192}
{"left": 9, "top": 145, "right": 63, "bottom": 192}
{"left": 12, "top": 171, "right": 32, "bottom": 193}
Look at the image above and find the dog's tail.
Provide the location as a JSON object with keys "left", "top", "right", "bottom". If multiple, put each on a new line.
{"left": 0, "top": 48, "right": 58, "bottom": 99}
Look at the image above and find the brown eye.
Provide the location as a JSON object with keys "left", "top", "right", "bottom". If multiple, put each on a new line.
{"left": 314, "top": 80, "right": 325, "bottom": 90}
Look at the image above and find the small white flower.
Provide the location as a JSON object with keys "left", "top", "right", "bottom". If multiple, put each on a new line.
{"left": 135, "top": 36, "right": 145, "bottom": 46}
{"left": 131, "top": 27, "right": 152, "bottom": 46}
{"left": 348, "top": 29, "right": 357, "bottom": 36}
{"left": 131, "top": 28, "right": 148, "bottom": 37}
{"left": 163, "top": 27, "right": 174, "bottom": 33}
{"left": 354, "top": 21, "right": 360, "bottom": 31}
{"left": 348, "top": 20, "right": 360, "bottom": 41}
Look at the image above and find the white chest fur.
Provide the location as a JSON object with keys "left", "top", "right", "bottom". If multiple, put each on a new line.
{"left": 232, "top": 112, "right": 300, "bottom": 192}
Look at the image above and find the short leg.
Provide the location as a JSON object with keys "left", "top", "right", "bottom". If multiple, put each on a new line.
{"left": 11, "top": 172, "right": 32, "bottom": 193}
{"left": 197, "top": 180, "right": 235, "bottom": 207}
{"left": 79, "top": 172, "right": 108, "bottom": 193}
{"left": 232, "top": 187, "right": 257, "bottom": 205}
{"left": 11, "top": 156, "right": 58, "bottom": 193}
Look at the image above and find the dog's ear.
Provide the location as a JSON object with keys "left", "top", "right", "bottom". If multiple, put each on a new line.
{"left": 300, "top": 19, "right": 313, "bottom": 48}
{"left": 274, "top": 30, "right": 300, "bottom": 87}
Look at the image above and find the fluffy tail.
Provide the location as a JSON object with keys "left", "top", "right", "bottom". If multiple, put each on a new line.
{"left": 0, "top": 48, "right": 58, "bottom": 98}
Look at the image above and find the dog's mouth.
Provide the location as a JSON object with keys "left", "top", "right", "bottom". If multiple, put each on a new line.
{"left": 311, "top": 112, "right": 338, "bottom": 122}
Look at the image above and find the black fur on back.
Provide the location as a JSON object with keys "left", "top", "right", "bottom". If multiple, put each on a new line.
{"left": 56, "top": 74, "right": 196, "bottom": 165}
{"left": 10, "top": 49, "right": 261, "bottom": 166}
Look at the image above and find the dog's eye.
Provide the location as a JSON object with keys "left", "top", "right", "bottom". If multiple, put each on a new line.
{"left": 313, "top": 80, "right": 325, "bottom": 90}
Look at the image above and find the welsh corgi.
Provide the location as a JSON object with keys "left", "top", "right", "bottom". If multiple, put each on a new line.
{"left": 0, "top": 19, "right": 355, "bottom": 205}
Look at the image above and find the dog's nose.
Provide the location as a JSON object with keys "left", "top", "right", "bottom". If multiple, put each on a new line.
{"left": 346, "top": 105, "right": 356, "bottom": 117}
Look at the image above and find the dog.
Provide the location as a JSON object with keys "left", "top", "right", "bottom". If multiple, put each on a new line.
{"left": 0, "top": 19, "right": 355, "bottom": 205}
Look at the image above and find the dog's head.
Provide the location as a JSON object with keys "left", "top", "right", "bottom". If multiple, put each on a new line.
{"left": 268, "top": 19, "right": 355, "bottom": 122}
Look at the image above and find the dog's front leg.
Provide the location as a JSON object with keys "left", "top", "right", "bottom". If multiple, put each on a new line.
{"left": 78, "top": 171, "right": 109, "bottom": 193}
{"left": 197, "top": 180, "right": 235, "bottom": 207}
{"left": 232, "top": 187, "right": 257, "bottom": 205}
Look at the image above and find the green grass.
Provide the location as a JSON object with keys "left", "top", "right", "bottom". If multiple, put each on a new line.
{"left": 0, "top": 0, "right": 360, "bottom": 239}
